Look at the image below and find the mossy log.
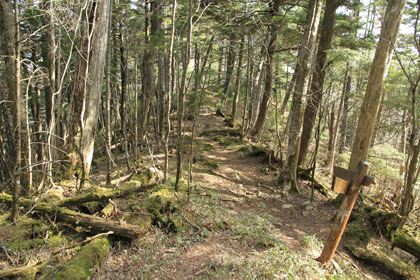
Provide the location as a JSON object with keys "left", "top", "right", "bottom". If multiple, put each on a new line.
{"left": 393, "top": 231, "right": 420, "bottom": 260}
{"left": 36, "top": 202, "right": 149, "bottom": 239}
{"left": 101, "top": 203, "right": 115, "bottom": 217}
{"left": 57, "top": 182, "right": 156, "bottom": 208}
{"left": 0, "top": 263, "right": 45, "bottom": 279}
{"left": 369, "top": 209, "right": 401, "bottom": 237}
{"left": 52, "top": 238, "right": 109, "bottom": 280}
{"left": 346, "top": 245, "right": 419, "bottom": 280}
{"left": 0, "top": 193, "right": 150, "bottom": 239}
{"left": 297, "top": 167, "right": 329, "bottom": 197}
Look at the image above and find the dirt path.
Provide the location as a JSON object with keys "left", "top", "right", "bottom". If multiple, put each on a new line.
{"left": 93, "top": 107, "right": 386, "bottom": 279}
{"left": 192, "top": 109, "right": 336, "bottom": 249}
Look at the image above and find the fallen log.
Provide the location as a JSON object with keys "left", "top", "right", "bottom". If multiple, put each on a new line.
{"left": 0, "top": 263, "right": 45, "bottom": 279}
{"left": 51, "top": 238, "right": 109, "bottom": 280}
{"left": 36, "top": 202, "right": 149, "bottom": 239}
{"left": 392, "top": 230, "right": 420, "bottom": 260}
{"left": 0, "top": 193, "right": 150, "bottom": 240}
{"left": 57, "top": 182, "right": 156, "bottom": 208}
{"left": 345, "top": 245, "right": 419, "bottom": 280}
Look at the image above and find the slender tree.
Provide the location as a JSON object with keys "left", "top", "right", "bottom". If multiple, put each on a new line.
{"left": 298, "top": 0, "right": 344, "bottom": 165}
{"left": 348, "top": 0, "right": 407, "bottom": 171}
{"left": 279, "top": 0, "right": 323, "bottom": 193}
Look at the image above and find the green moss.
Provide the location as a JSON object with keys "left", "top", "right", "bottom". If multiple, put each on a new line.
{"left": 193, "top": 156, "right": 219, "bottom": 169}
{"left": 369, "top": 209, "right": 401, "bottom": 237}
{"left": 348, "top": 245, "right": 420, "bottom": 280}
{"left": 46, "top": 235, "right": 68, "bottom": 248}
{"left": 200, "top": 142, "right": 215, "bottom": 152}
{"left": 393, "top": 230, "right": 420, "bottom": 259}
{"left": 131, "top": 168, "right": 153, "bottom": 184}
{"left": 1, "top": 217, "right": 50, "bottom": 246}
{"left": 6, "top": 235, "right": 66, "bottom": 252}
{"left": 144, "top": 185, "right": 187, "bottom": 232}
{"left": 193, "top": 167, "right": 224, "bottom": 178}
{"left": 0, "top": 213, "right": 9, "bottom": 225}
{"left": 213, "top": 136, "right": 242, "bottom": 148}
{"left": 5, "top": 239, "right": 45, "bottom": 251}
{"left": 239, "top": 144, "right": 267, "bottom": 157}
{"left": 43, "top": 189, "right": 65, "bottom": 203}
{"left": 52, "top": 238, "right": 109, "bottom": 280}
{"left": 123, "top": 212, "right": 152, "bottom": 233}
{"left": 344, "top": 222, "right": 372, "bottom": 247}
{"left": 81, "top": 201, "right": 102, "bottom": 214}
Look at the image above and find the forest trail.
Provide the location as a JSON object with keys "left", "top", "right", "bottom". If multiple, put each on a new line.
{"left": 92, "top": 104, "right": 392, "bottom": 280}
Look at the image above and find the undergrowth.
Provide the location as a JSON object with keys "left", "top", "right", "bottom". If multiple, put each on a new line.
{"left": 119, "top": 188, "right": 369, "bottom": 280}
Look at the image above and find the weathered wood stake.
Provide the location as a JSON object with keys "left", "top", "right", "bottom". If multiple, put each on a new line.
{"left": 317, "top": 161, "right": 372, "bottom": 264}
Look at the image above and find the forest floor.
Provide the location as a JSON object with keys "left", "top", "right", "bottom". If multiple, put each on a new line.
{"left": 91, "top": 105, "right": 397, "bottom": 280}
{"left": 1, "top": 101, "right": 418, "bottom": 279}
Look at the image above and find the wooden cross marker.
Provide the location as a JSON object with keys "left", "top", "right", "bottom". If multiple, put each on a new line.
{"left": 316, "top": 161, "right": 375, "bottom": 264}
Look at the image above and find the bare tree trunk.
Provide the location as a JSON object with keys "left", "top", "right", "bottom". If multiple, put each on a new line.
{"left": 298, "top": 0, "right": 343, "bottom": 165}
{"left": 139, "top": 1, "right": 157, "bottom": 143}
{"left": 217, "top": 43, "right": 224, "bottom": 86}
{"left": 230, "top": 36, "right": 245, "bottom": 127}
{"left": 242, "top": 36, "right": 252, "bottom": 134}
{"left": 78, "top": 0, "right": 111, "bottom": 184}
{"left": 222, "top": 37, "right": 236, "bottom": 105}
{"left": 175, "top": 0, "right": 193, "bottom": 190}
{"left": 329, "top": 83, "right": 346, "bottom": 173}
{"left": 164, "top": 0, "right": 177, "bottom": 182}
{"left": 279, "top": 0, "right": 323, "bottom": 194}
{"left": 133, "top": 43, "right": 139, "bottom": 161}
{"left": 279, "top": 68, "right": 297, "bottom": 116}
{"left": 348, "top": 0, "right": 406, "bottom": 171}
{"left": 105, "top": 1, "right": 113, "bottom": 185}
{"left": 119, "top": 25, "right": 131, "bottom": 169}
{"left": 327, "top": 100, "right": 336, "bottom": 163}
{"left": 338, "top": 71, "right": 351, "bottom": 153}
{"left": 0, "top": 0, "right": 22, "bottom": 220}
{"left": 248, "top": 54, "right": 265, "bottom": 129}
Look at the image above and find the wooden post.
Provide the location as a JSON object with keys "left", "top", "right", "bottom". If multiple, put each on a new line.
{"left": 317, "top": 161, "right": 369, "bottom": 264}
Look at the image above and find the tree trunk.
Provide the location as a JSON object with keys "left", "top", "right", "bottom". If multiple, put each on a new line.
{"left": 338, "top": 71, "right": 351, "bottom": 153}
{"left": 250, "top": 0, "right": 284, "bottom": 137}
{"left": 223, "top": 37, "right": 236, "bottom": 105}
{"left": 0, "top": 0, "right": 23, "bottom": 220}
{"left": 348, "top": 0, "right": 406, "bottom": 171}
{"left": 175, "top": 0, "right": 193, "bottom": 190}
{"left": 248, "top": 53, "right": 265, "bottom": 129}
{"left": 279, "top": 67, "right": 297, "bottom": 116}
{"left": 327, "top": 100, "right": 336, "bottom": 163}
{"left": 298, "top": 0, "right": 343, "bottom": 165}
{"left": 217, "top": 43, "right": 224, "bottom": 85}
{"left": 164, "top": 0, "right": 177, "bottom": 182}
{"left": 279, "top": 0, "right": 323, "bottom": 193}
{"left": 105, "top": 1, "right": 113, "bottom": 185}
{"left": 230, "top": 36, "right": 245, "bottom": 126}
{"left": 139, "top": 2, "right": 157, "bottom": 143}
{"left": 78, "top": 0, "right": 111, "bottom": 181}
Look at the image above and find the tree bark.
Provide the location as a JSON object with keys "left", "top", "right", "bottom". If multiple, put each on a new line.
{"left": 298, "top": 0, "right": 343, "bottom": 165}
{"left": 164, "top": 0, "right": 177, "bottom": 182}
{"left": 223, "top": 37, "right": 236, "bottom": 105}
{"left": 338, "top": 71, "right": 351, "bottom": 153}
{"left": 105, "top": 1, "right": 113, "bottom": 185}
{"left": 175, "top": 0, "right": 193, "bottom": 190}
{"left": 250, "top": 0, "right": 284, "bottom": 137}
{"left": 279, "top": 0, "right": 323, "bottom": 193}
{"left": 230, "top": 36, "right": 245, "bottom": 126}
{"left": 248, "top": 53, "right": 265, "bottom": 129}
{"left": 348, "top": 0, "right": 406, "bottom": 171}
{"left": 139, "top": 1, "right": 158, "bottom": 143}
{"left": 77, "top": 0, "right": 111, "bottom": 180}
